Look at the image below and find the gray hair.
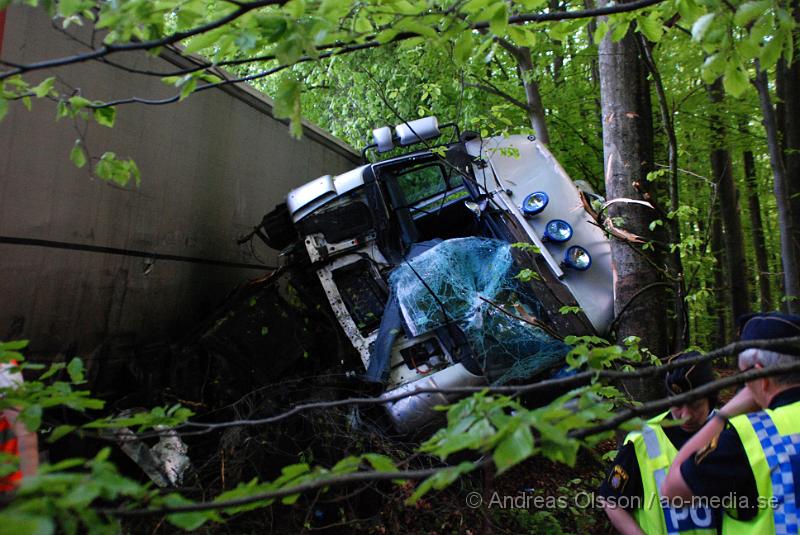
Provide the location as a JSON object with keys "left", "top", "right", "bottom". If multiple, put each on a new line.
{"left": 739, "top": 349, "right": 800, "bottom": 385}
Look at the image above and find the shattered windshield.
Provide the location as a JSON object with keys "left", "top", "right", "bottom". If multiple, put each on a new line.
{"left": 389, "top": 238, "right": 570, "bottom": 384}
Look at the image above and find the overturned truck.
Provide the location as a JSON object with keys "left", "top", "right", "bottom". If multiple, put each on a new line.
{"left": 212, "top": 117, "right": 614, "bottom": 434}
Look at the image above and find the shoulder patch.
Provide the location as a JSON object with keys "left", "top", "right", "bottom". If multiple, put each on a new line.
{"left": 609, "top": 464, "right": 629, "bottom": 492}
{"left": 694, "top": 433, "right": 720, "bottom": 465}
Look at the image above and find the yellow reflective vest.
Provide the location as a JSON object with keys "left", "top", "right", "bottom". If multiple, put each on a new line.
{"left": 723, "top": 400, "right": 800, "bottom": 534}
{"left": 625, "top": 412, "right": 719, "bottom": 534}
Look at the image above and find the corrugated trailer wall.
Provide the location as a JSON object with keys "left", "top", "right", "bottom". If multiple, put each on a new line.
{"left": 0, "top": 5, "right": 360, "bottom": 356}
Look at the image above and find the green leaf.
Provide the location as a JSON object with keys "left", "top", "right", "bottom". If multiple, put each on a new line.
{"left": 735, "top": 36, "right": 760, "bottom": 61}
{"left": 593, "top": 20, "right": 609, "bottom": 43}
{"left": 701, "top": 53, "right": 725, "bottom": 84}
{"left": 284, "top": 0, "right": 306, "bottom": 18}
{"left": 46, "top": 425, "right": 77, "bottom": 443}
{"left": 255, "top": 15, "right": 287, "bottom": 43}
{"left": 279, "top": 462, "right": 310, "bottom": 480}
{"left": 273, "top": 77, "right": 303, "bottom": 139}
{"left": 183, "top": 28, "right": 225, "bottom": 55}
{"left": 1, "top": 340, "right": 29, "bottom": 351}
{"left": 364, "top": 453, "right": 397, "bottom": 472}
{"left": 514, "top": 268, "right": 541, "bottom": 282}
{"left": 69, "top": 140, "right": 87, "bottom": 168}
{"left": 66, "top": 358, "right": 85, "bottom": 383}
{"left": 331, "top": 456, "right": 361, "bottom": 473}
{"left": 94, "top": 152, "right": 140, "bottom": 187}
{"left": 0, "top": 513, "right": 54, "bottom": 535}
{"left": 68, "top": 95, "right": 91, "bottom": 110}
{"left": 407, "top": 462, "right": 474, "bottom": 504}
{"left": 507, "top": 26, "right": 536, "bottom": 48}
{"left": 56, "top": 100, "right": 69, "bottom": 120}
{"left": 723, "top": 61, "right": 750, "bottom": 97}
{"left": 734, "top": 1, "right": 770, "bottom": 27}
{"left": 493, "top": 424, "right": 534, "bottom": 474}
{"left": 511, "top": 242, "right": 540, "bottom": 254}
{"left": 58, "top": 0, "right": 90, "bottom": 18}
{"left": 637, "top": 13, "right": 663, "bottom": 43}
{"left": 691, "top": 13, "right": 715, "bottom": 42}
{"left": 394, "top": 19, "right": 438, "bottom": 39}
{"left": 93, "top": 105, "right": 116, "bottom": 127}
{"left": 163, "top": 495, "right": 214, "bottom": 531}
{"left": 179, "top": 78, "right": 197, "bottom": 101}
{"left": 38, "top": 362, "right": 65, "bottom": 380}
{"left": 19, "top": 404, "right": 42, "bottom": 432}
{"left": 40, "top": 457, "right": 85, "bottom": 473}
{"left": 353, "top": 12, "right": 373, "bottom": 33}
{"left": 760, "top": 34, "right": 784, "bottom": 70}
{"left": 611, "top": 20, "right": 631, "bottom": 42}
{"left": 319, "top": 0, "right": 350, "bottom": 20}
{"left": 32, "top": 77, "right": 55, "bottom": 98}
{"left": 462, "top": 0, "right": 493, "bottom": 15}
{"left": 677, "top": 0, "right": 703, "bottom": 23}
{"left": 374, "top": 27, "right": 400, "bottom": 44}
{"left": 488, "top": 3, "right": 508, "bottom": 36}
{"left": 454, "top": 31, "right": 474, "bottom": 65}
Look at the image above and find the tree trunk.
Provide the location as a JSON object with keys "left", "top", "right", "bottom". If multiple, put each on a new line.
{"left": 598, "top": 7, "right": 668, "bottom": 391}
{"left": 753, "top": 64, "right": 800, "bottom": 311}
{"left": 710, "top": 203, "right": 729, "bottom": 346}
{"left": 639, "top": 36, "right": 688, "bottom": 350}
{"left": 494, "top": 40, "right": 551, "bottom": 145}
{"left": 516, "top": 46, "right": 551, "bottom": 145}
{"left": 707, "top": 80, "right": 750, "bottom": 330}
{"left": 549, "top": 0, "right": 564, "bottom": 84}
{"left": 584, "top": 0, "right": 602, "bottom": 134}
{"left": 776, "top": 0, "right": 800, "bottom": 270}
{"left": 740, "top": 121, "right": 773, "bottom": 311}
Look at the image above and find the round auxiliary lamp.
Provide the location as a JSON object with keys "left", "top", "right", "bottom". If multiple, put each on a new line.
{"left": 563, "top": 245, "right": 592, "bottom": 271}
{"left": 543, "top": 219, "right": 573, "bottom": 243}
{"left": 521, "top": 191, "right": 549, "bottom": 216}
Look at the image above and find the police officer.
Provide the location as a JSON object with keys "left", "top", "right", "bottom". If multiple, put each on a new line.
{"left": 599, "top": 352, "right": 720, "bottom": 534}
{"left": 662, "top": 312, "right": 800, "bottom": 533}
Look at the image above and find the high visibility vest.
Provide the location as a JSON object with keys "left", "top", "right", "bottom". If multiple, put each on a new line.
{"left": 724, "top": 400, "right": 800, "bottom": 534}
{"left": 626, "top": 412, "right": 719, "bottom": 534}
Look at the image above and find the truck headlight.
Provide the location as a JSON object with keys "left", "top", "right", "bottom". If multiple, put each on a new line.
{"left": 544, "top": 219, "right": 573, "bottom": 243}
{"left": 563, "top": 246, "right": 592, "bottom": 271}
{"left": 521, "top": 191, "right": 549, "bottom": 216}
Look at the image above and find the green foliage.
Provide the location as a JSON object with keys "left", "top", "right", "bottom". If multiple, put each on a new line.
{"left": 512, "top": 242, "right": 541, "bottom": 254}
{"left": 94, "top": 152, "right": 141, "bottom": 187}
{"left": 83, "top": 404, "right": 195, "bottom": 432}
{"left": 515, "top": 268, "right": 541, "bottom": 282}
{"left": 416, "top": 339, "right": 632, "bottom": 485}
{"left": 69, "top": 140, "right": 87, "bottom": 168}
{"left": 0, "top": 448, "right": 151, "bottom": 534}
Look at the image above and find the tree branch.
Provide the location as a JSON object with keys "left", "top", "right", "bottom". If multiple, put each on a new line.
{"left": 465, "top": 82, "right": 530, "bottom": 112}
{"left": 113, "top": 336, "right": 800, "bottom": 441}
{"left": 572, "top": 356, "right": 800, "bottom": 438}
{"left": 100, "top": 458, "right": 492, "bottom": 516}
{"left": 1, "top": 0, "right": 667, "bottom": 81}
{"left": 0, "top": 0, "right": 290, "bottom": 80}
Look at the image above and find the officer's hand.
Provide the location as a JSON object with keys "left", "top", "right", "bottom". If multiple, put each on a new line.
{"left": 721, "top": 387, "right": 759, "bottom": 418}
